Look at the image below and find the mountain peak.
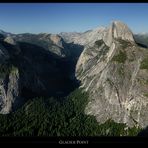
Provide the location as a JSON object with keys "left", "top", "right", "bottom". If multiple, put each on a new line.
{"left": 111, "top": 20, "right": 134, "bottom": 42}
{"left": 4, "top": 36, "right": 16, "bottom": 45}
{"left": 76, "top": 20, "right": 148, "bottom": 128}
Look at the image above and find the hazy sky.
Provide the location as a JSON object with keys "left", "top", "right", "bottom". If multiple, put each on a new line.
{"left": 0, "top": 3, "right": 148, "bottom": 34}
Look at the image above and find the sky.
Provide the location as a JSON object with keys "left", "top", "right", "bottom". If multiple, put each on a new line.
{"left": 0, "top": 3, "right": 148, "bottom": 34}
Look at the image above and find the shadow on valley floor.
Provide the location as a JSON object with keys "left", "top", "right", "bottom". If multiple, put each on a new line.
{"left": 1, "top": 40, "right": 84, "bottom": 104}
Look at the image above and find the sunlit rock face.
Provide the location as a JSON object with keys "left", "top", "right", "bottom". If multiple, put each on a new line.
{"left": 76, "top": 21, "right": 148, "bottom": 128}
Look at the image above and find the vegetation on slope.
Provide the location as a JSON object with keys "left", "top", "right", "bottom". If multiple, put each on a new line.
{"left": 0, "top": 63, "right": 18, "bottom": 78}
{"left": 112, "top": 50, "right": 127, "bottom": 63}
{"left": 0, "top": 88, "right": 141, "bottom": 136}
{"left": 140, "top": 58, "right": 148, "bottom": 70}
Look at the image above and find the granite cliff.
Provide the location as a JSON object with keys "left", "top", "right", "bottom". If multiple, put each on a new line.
{"left": 76, "top": 21, "right": 148, "bottom": 128}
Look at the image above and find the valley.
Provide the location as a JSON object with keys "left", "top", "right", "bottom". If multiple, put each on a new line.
{"left": 0, "top": 20, "right": 148, "bottom": 136}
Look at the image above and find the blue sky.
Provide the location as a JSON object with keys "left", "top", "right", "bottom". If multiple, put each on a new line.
{"left": 0, "top": 3, "right": 148, "bottom": 34}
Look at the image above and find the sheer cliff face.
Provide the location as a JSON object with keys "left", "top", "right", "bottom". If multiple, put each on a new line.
{"left": 111, "top": 21, "right": 134, "bottom": 41}
{"left": 76, "top": 21, "right": 148, "bottom": 128}
{"left": 0, "top": 67, "right": 20, "bottom": 114}
{"left": 0, "top": 39, "right": 21, "bottom": 114}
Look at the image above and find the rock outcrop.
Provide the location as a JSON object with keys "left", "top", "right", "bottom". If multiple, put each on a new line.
{"left": 0, "top": 66, "right": 20, "bottom": 114}
{"left": 111, "top": 21, "right": 134, "bottom": 41}
{"left": 0, "top": 37, "right": 22, "bottom": 114}
{"left": 76, "top": 21, "right": 148, "bottom": 128}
